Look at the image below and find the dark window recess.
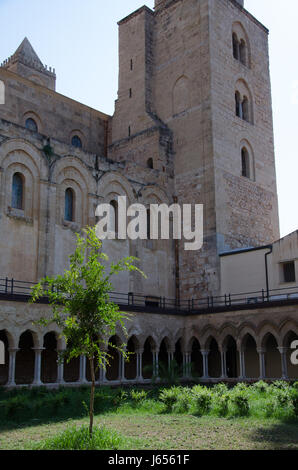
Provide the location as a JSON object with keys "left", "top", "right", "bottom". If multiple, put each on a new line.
{"left": 130, "top": 59, "right": 133, "bottom": 71}
{"left": 129, "top": 88, "right": 132, "bottom": 98}
{"left": 128, "top": 126, "right": 131, "bottom": 137}
{"left": 65, "top": 188, "right": 74, "bottom": 222}
{"left": 71, "top": 135, "right": 82, "bottom": 149}
{"left": 25, "top": 118, "right": 38, "bottom": 132}
{"left": 283, "top": 262, "right": 296, "bottom": 283}
{"left": 12, "top": 173, "right": 24, "bottom": 210}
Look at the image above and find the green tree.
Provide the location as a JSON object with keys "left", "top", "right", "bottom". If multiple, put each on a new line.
{"left": 30, "top": 226, "right": 144, "bottom": 436}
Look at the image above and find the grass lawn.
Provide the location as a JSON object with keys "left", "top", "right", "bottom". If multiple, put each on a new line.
{"left": 1, "top": 414, "right": 298, "bottom": 450}
{"left": 1, "top": 383, "right": 298, "bottom": 450}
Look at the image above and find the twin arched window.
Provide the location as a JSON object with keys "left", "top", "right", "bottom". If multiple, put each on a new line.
{"left": 12, "top": 173, "right": 24, "bottom": 210}
{"left": 235, "top": 92, "right": 250, "bottom": 122}
{"left": 232, "top": 33, "right": 248, "bottom": 66}
{"left": 65, "top": 188, "right": 75, "bottom": 222}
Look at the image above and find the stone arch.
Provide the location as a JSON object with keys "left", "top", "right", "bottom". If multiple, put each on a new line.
{"left": 0, "top": 138, "right": 48, "bottom": 179}
{"left": 15, "top": 330, "right": 39, "bottom": 385}
{"left": 0, "top": 330, "right": 10, "bottom": 385}
{"left": 281, "top": 328, "right": 298, "bottom": 379}
{"left": 142, "top": 335, "right": 157, "bottom": 379}
{"left": 98, "top": 172, "right": 135, "bottom": 205}
{"left": 241, "top": 332, "right": 259, "bottom": 379}
{"left": 41, "top": 331, "right": 58, "bottom": 384}
{"left": 188, "top": 336, "right": 203, "bottom": 378}
{"left": 172, "top": 75, "right": 190, "bottom": 115}
{"left": 261, "top": 332, "right": 282, "bottom": 379}
{"left": 125, "top": 335, "right": 139, "bottom": 380}
{"left": 259, "top": 325, "right": 281, "bottom": 349}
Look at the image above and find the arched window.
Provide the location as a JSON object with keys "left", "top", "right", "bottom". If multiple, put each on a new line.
{"left": 110, "top": 200, "right": 118, "bottom": 237}
{"left": 147, "top": 158, "right": 154, "bottom": 169}
{"left": 239, "top": 39, "right": 247, "bottom": 66}
{"left": 235, "top": 92, "right": 241, "bottom": 118}
{"left": 25, "top": 118, "right": 38, "bottom": 133}
{"left": 241, "top": 148, "right": 250, "bottom": 178}
{"left": 232, "top": 33, "right": 239, "bottom": 60}
{"left": 12, "top": 173, "right": 24, "bottom": 210}
{"left": 71, "top": 135, "right": 82, "bottom": 149}
{"left": 65, "top": 188, "right": 74, "bottom": 222}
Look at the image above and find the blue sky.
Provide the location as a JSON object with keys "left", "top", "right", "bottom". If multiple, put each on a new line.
{"left": 0, "top": 0, "right": 296, "bottom": 238}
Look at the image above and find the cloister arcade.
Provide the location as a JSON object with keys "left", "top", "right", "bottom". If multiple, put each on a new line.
{"left": 1, "top": 323, "right": 298, "bottom": 387}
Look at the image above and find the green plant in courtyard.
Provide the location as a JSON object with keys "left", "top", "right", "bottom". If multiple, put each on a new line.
{"left": 30, "top": 226, "right": 144, "bottom": 436}
{"left": 193, "top": 387, "right": 212, "bottom": 416}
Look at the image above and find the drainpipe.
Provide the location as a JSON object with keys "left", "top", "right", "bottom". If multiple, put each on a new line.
{"left": 265, "top": 245, "right": 273, "bottom": 301}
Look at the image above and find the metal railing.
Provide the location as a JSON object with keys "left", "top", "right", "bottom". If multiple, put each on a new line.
{"left": 0, "top": 277, "right": 298, "bottom": 314}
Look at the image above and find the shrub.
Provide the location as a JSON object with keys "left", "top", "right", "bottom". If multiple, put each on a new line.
{"left": 34, "top": 425, "right": 124, "bottom": 450}
{"left": 274, "top": 389, "right": 291, "bottom": 408}
{"left": 252, "top": 381, "right": 269, "bottom": 394}
{"left": 216, "top": 394, "right": 230, "bottom": 417}
{"left": 4, "top": 395, "right": 30, "bottom": 418}
{"left": 231, "top": 391, "right": 250, "bottom": 417}
{"left": 113, "top": 390, "right": 128, "bottom": 407}
{"left": 159, "top": 387, "right": 181, "bottom": 412}
{"left": 130, "top": 390, "right": 148, "bottom": 405}
{"left": 233, "top": 382, "right": 248, "bottom": 393}
{"left": 173, "top": 390, "right": 192, "bottom": 414}
{"left": 193, "top": 389, "right": 212, "bottom": 416}
{"left": 212, "top": 383, "right": 229, "bottom": 397}
{"left": 292, "top": 382, "right": 298, "bottom": 391}
{"left": 272, "top": 381, "right": 289, "bottom": 391}
{"left": 290, "top": 389, "right": 298, "bottom": 416}
{"left": 263, "top": 398, "right": 277, "bottom": 418}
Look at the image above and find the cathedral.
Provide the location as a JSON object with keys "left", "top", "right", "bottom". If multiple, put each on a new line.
{"left": 0, "top": 0, "right": 297, "bottom": 387}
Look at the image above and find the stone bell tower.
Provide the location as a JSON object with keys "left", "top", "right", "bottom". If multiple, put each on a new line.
{"left": 111, "top": 0, "right": 279, "bottom": 299}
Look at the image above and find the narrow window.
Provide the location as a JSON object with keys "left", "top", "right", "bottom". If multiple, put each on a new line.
{"left": 25, "top": 118, "right": 38, "bottom": 132}
{"left": 12, "top": 173, "right": 24, "bottom": 210}
{"left": 241, "top": 148, "right": 250, "bottom": 178}
{"left": 232, "top": 33, "right": 239, "bottom": 60}
{"left": 147, "top": 158, "right": 154, "bottom": 169}
{"left": 65, "top": 188, "right": 74, "bottom": 222}
{"left": 130, "top": 59, "right": 133, "bottom": 71}
{"left": 147, "top": 209, "right": 151, "bottom": 240}
{"left": 239, "top": 39, "right": 247, "bottom": 66}
{"left": 129, "top": 88, "right": 132, "bottom": 98}
{"left": 110, "top": 200, "right": 118, "bottom": 237}
{"left": 128, "top": 126, "right": 131, "bottom": 137}
{"left": 235, "top": 92, "right": 241, "bottom": 118}
{"left": 71, "top": 135, "right": 82, "bottom": 149}
{"left": 283, "top": 262, "right": 296, "bottom": 283}
{"left": 242, "top": 97, "right": 249, "bottom": 122}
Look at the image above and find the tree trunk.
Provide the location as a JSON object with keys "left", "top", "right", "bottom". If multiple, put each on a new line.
{"left": 89, "top": 356, "right": 95, "bottom": 437}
